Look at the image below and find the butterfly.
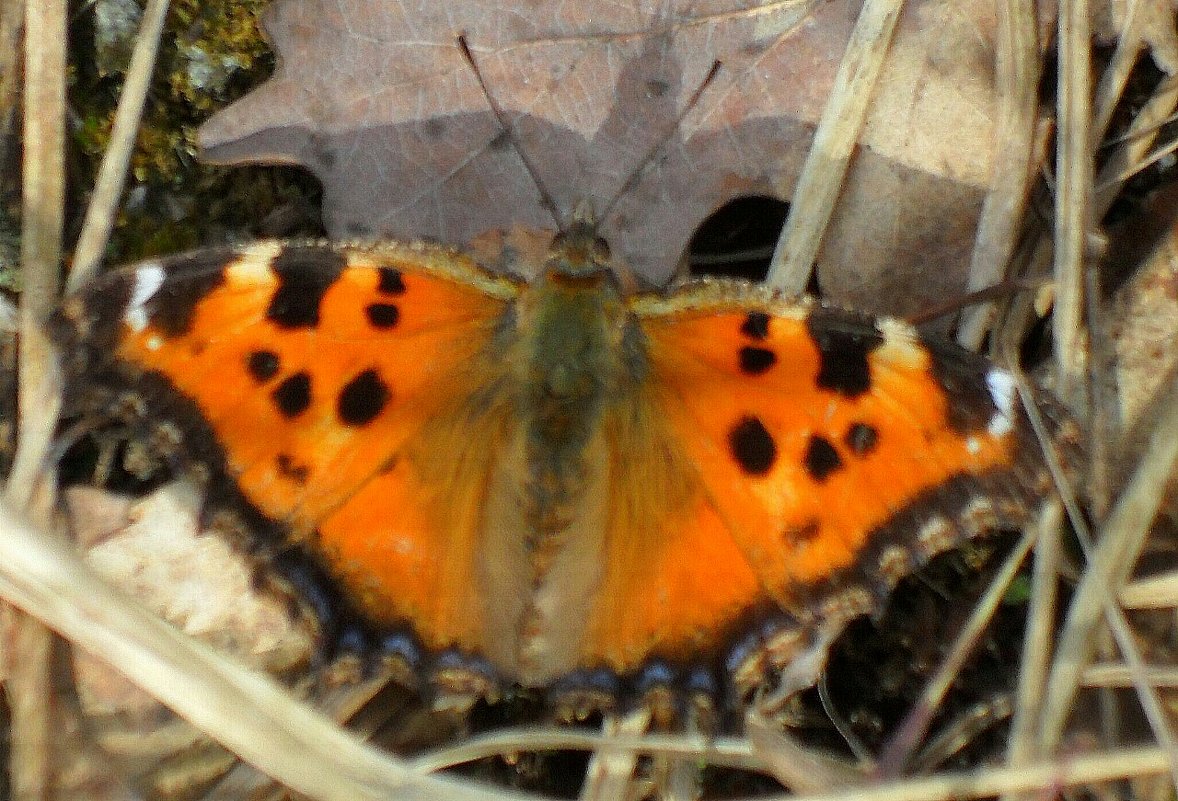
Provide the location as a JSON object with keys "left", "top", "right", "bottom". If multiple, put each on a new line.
{"left": 51, "top": 223, "right": 1070, "bottom": 721}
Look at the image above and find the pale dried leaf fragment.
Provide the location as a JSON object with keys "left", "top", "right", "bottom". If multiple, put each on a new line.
{"left": 67, "top": 482, "right": 312, "bottom": 669}
{"left": 60, "top": 482, "right": 317, "bottom": 785}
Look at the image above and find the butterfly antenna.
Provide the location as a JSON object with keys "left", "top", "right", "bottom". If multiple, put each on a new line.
{"left": 904, "top": 276, "right": 1052, "bottom": 326}
{"left": 458, "top": 35, "right": 565, "bottom": 231}
{"left": 597, "top": 59, "right": 721, "bottom": 228}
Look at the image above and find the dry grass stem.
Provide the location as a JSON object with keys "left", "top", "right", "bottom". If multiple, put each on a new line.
{"left": 1091, "top": 0, "right": 1146, "bottom": 140}
{"left": 68, "top": 0, "right": 172, "bottom": 292}
{"left": 1052, "top": 0, "right": 1093, "bottom": 405}
{"left": 1002, "top": 500, "right": 1063, "bottom": 774}
{"left": 0, "top": 500, "right": 499, "bottom": 801}
{"left": 766, "top": 0, "right": 904, "bottom": 292}
{"left": 1095, "top": 74, "right": 1178, "bottom": 210}
{"left": 957, "top": 0, "right": 1041, "bottom": 350}
{"left": 1084, "top": 664, "right": 1178, "bottom": 688}
{"left": 774, "top": 744, "right": 1171, "bottom": 801}
{"left": 876, "top": 529, "right": 1036, "bottom": 776}
{"left": 6, "top": 0, "right": 65, "bottom": 510}
{"left": 1119, "top": 572, "right": 1178, "bottom": 608}
{"left": 6, "top": 2, "right": 68, "bottom": 800}
{"left": 579, "top": 709, "right": 652, "bottom": 801}
{"left": 413, "top": 728, "right": 761, "bottom": 775}
{"left": 1037, "top": 373, "right": 1178, "bottom": 750}
{"left": 746, "top": 713, "right": 864, "bottom": 792}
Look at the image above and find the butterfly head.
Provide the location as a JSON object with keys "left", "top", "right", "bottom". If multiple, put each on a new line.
{"left": 541, "top": 195, "right": 618, "bottom": 289}
{"left": 546, "top": 221, "right": 612, "bottom": 279}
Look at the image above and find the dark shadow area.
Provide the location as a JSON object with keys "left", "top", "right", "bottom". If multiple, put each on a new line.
{"left": 688, "top": 196, "right": 789, "bottom": 282}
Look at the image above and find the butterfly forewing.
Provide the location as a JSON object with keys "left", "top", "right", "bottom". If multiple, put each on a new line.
{"left": 56, "top": 241, "right": 527, "bottom": 659}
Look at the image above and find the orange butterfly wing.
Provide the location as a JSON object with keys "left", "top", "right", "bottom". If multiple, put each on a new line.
{"left": 568, "top": 282, "right": 1056, "bottom": 698}
{"left": 56, "top": 241, "right": 524, "bottom": 675}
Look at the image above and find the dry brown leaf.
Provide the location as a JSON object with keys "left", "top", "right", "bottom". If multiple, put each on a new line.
{"left": 1109, "top": 242, "right": 1178, "bottom": 429}
{"left": 199, "top": 0, "right": 1053, "bottom": 315}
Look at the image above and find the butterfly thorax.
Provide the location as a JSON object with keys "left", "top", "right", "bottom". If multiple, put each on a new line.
{"left": 517, "top": 265, "right": 631, "bottom": 542}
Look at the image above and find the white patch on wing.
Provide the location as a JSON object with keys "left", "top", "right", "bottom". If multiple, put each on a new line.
{"left": 227, "top": 241, "right": 284, "bottom": 283}
{"left": 124, "top": 263, "right": 165, "bottom": 332}
{"left": 985, "top": 369, "right": 1016, "bottom": 436}
{"left": 878, "top": 317, "right": 917, "bottom": 343}
{"left": 876, "top": 317, "right": 927, "bottom": 368}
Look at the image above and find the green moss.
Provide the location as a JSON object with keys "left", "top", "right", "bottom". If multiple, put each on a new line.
{"left": 0, "top": 204, "right": 19, "bottom": 291}
{"left": 69, "top": 0, "right": 322, "bottom": 264}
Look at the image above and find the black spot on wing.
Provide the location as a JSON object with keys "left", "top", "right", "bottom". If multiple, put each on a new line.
{"left": 338, "top": 369, "right": 390, "bottom": 426}
{"left": 740, "top": 311, "right": 770, "bottom": 340}
{"left": 739, "top": 346, "right": 776, "bottom": 375}
{"left": 276, "top": 453, "right": 310, "bottom": 484}
{"left": 147, "top": 248, "right": 235, "bottom": 337}
{"left": 806, "top": 309, "right": 884, "bottom": 398}
{"left": 377, "top": 267, "right": 406, "bottom": 295}
{"left": 365, "top": 303, "right": 400, "bottom": 329}
{"left": 783, "top": 518, "right": 821, "bottom": 547}
{"left": 246, "top": 350, "right": 280, "bottom": 382}
{"left": 844, "top": 422, "right": 878, "bottom": 456}
{"left": 266, "top": 246, "right": 346, "bottom": 329}
{"left": 918, "top": 333, "right": 1000, "bottom": 434}
{"left": 803, "top": 434, "right": 843, "bottom": 482}
{"left": 272, "top": 372, "right": 312, "bottom": 418}
{"left": 729, "top": 416, "right": 776, "bottom": 475}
